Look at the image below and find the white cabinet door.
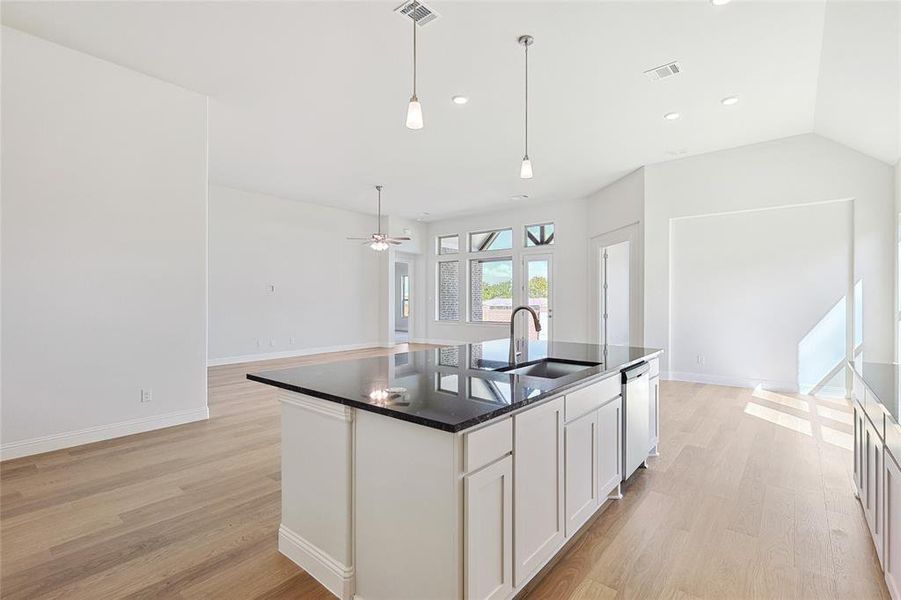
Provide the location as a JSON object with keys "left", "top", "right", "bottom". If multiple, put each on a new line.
{"left": 650, "top": 376, "right": 660, "bottom": 454}
{"left": 514, "top": 397, "right": 564, "bottom": 586}
{"left": 855, "top": 405, "right": 864, "bottom": 497}
{"left": 564, "top": 409, "right": 598, "bottom": 537}
{"left": 865, "top": 418, "right": 885, "bottom": 566}
{"left": 885, "top": 452, "right": 901, "bottom": 600}
{"left": 464, "top": 455, "right": 513, "bottom": 600}
{"left": 598, "top": 397, "right": 622, "bottom": 497}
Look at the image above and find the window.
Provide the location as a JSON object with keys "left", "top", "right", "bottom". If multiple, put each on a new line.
{"left": 470, "top": 228, "right": 513, "bottom": 252}
{"left": 436, "top": 261, "right": 460, "bottom": 321}
{"left": 470, "top": 257, "right": 513, "bottom": 322}
{"left": 525, "top": 223, "right": 554, "bottom": 246}
{"left": 436, "top": 373, "right": 459, "bottom": 394}
{"left": 437, "top": 235, "right": 459, "bottom": 255}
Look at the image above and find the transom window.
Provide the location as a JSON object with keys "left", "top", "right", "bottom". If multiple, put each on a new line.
{"left": 437, "top": 234, "right": 459, "bottom": 255}
{"left": 525, "top": 223, "right": 554, "bottom": 247}
{"left": 469, "top": 228, "right": 513, "bottom": 252}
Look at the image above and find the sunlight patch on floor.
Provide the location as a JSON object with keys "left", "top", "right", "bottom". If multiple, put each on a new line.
{"left": 820, "top": 424, "right": 854, "bottom": 450}
{"left": 816, "top": 404, "right": 853, "bottom": 425}
{"left": 744, "top": 401, "right": 812, "bottom": 436}
{"left": 752, "top": 385, "right": 810, "bottom": 412}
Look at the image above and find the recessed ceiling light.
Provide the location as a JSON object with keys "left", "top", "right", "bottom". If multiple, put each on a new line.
{"left": 452, "top": 95, "right": 469, "bottom": 105}
{"left": 710, "top": 0, "right": 732, "bottom": 5}
{"left": 663, "top": 112, "right": 680, "bottom": 121}
{"left": 721, "top": 95, "right": 739, "bottom": 106}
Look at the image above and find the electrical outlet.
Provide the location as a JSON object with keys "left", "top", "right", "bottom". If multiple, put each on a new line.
{"left": 141, "top": 388, "right": 152, "bottom": 403}
{"left": 289, "top": 336, "right": 295, "bottom": 345}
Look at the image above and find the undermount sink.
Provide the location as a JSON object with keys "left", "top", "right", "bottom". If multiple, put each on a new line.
{"left": 497, "top": 359, "right": 600, "bottom": 379}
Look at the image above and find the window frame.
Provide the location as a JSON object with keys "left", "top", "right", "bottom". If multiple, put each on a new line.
{"left": 435, "top": 259, "right": 461, "bottom": 322}
{"left": 468, "top": 228, "right": 514, "bottom": 253}
{"left": 468, "top": 255, "right": 515, "bottom": 324}
{"left": 524, "top": 222, "right": 555, "bottom": 248}
{"left": 436, "top": 234, "right": 460, "bottom": 255}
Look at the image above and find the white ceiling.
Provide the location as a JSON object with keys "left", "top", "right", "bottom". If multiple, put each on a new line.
{"left": 1, "top": 1, "right": 895, "bottom": 220}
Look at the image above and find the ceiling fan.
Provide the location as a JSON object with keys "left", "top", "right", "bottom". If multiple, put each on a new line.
{"left": 348, "top": 185, "right": 411, "bottom": 251}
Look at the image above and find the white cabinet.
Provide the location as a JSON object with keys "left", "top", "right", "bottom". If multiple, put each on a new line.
{"left": 855, "top": 404, "right": 865, "bottom": 497}
{"left": 598, "top": 397, "right": 622, "bottom": 498}
{"left": 650, "top": 376, "right": 660, "bottom": 455}
{"left": 864, "top": 416, "right": 885, "bottom": 566}
{"left": 513, "top": 397, "right": 564, "bottom": 586}
{"left": 464, "top": 455, "right": 513, "bottom": 600}
{"left": 564, "top": 409, "right": 598, "bottom": 537}
{"left": 885, "top": 452, "right": 901, "bottom": 599}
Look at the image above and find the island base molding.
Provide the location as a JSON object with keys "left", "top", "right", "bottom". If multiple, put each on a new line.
{"left": 278, "top": 525, "right": 355, "bottom": 600}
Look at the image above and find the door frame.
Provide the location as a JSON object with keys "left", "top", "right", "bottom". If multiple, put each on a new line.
{"left": 521, "top": 253, "right": 553, "bottom": 343}
{"left": 589, "top": 223, "right": 643, "bottom": 346}
{"left": 393, "top": 251, "right": 418, "bottom": 344}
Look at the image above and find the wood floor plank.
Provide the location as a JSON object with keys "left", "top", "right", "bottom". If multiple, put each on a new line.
{"left": 0, "top": 351, "right": 890, "bottom": 599}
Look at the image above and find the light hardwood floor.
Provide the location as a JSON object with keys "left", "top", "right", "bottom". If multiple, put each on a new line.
{"left": 0, "top": 346, "right": 889, "bottom": 599}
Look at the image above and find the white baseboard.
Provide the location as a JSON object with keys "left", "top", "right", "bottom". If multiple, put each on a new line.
{"left": 664, "top": 371, "right": 850, "bottom": 398}
{"left": 408, "top": 338, "right": 461, "bottom": 346}
{"left": 279, "top": 524, "right": 354, "bottom": 600}
{"left": 207, "top": 342, "right": 381, "bottom": 366}
{"left": 0, "top": 406, "right": 209, "bottom": 461}
{"left": 665, "top": 371, "right": 800, "bottom": 394}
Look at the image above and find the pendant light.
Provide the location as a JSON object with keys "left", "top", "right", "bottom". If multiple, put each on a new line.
{"left": 405, "top": 13, "right": 424, "bottom": 129}
{"left": 518, "top": 35, "right": 534, "bottom": 178}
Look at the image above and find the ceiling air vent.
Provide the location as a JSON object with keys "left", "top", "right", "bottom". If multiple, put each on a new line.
{"left": 644, "top": 61, "right": 681, "bottom": 81}
{"left": 395, "top": 0, "right": 439, "bottom": 26}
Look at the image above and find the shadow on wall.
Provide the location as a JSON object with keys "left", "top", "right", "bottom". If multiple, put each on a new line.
{"left": 796, "top": 280, "right": 863, "bottom": 396}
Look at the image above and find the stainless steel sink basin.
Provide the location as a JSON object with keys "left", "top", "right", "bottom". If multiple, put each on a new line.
{"left": 498, "top": 359, "right": 600, "bottom": 379}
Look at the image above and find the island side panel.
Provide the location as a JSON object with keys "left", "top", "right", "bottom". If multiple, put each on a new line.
{"left": 354, "top": 410, "right": 462, "bottom": 600}
{"left": 279, "top": 391, "right": 354, "bottom": 599}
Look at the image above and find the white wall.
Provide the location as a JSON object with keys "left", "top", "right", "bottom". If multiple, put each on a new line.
{"left": 670, "top": 200, "right": 851, "bottom": 393}
{"left": 425, "top": 198, "right": 589, "bottom": 344}
{"left": 1, "top": 27, "right": 209, "bottom": 458}
{"left": 644, "top": 133, "right": 896, "bottom": 378}
{"left": 208, "top": 185, "right": 384, "bottom": 363}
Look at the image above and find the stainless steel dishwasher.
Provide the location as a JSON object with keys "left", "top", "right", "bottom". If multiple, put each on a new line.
{"left": 621, "top": 361, "right": 651, "bottom": 481}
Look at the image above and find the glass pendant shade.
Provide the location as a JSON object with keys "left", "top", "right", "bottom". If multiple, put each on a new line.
{"left": 520, "top": 156, "right": 533, "bottom": 179}
{"left": 370, "top": 241, "right": 389, "bottom": 252}
{"left": 406, "top": 96, "right": 423, "bottom": 130}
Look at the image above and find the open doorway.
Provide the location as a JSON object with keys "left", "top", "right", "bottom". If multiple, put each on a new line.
{"left": 394, "top": 260, "right": 411, "bottom": 343}
{"left": 590, "top": 224, "right": 642, "bottom": 347}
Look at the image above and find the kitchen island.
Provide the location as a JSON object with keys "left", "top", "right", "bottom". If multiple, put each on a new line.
{"left": 850, "top": 360, "right": 901, "bottom": 599}
{"left": 248, "top": 339, "right": 661, "bottom": 600}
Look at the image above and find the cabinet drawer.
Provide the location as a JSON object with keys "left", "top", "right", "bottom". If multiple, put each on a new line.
{"left": 565, "top": 376, "right": 620, "bottom": 423}
{"left": 464, "top": 418, "right": 513, "bottom": 474}
{"left": 649, "top": 358, "right": 660, "bottom": 378}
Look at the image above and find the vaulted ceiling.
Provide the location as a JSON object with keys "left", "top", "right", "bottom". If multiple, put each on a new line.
{"left": 2, "top": 1, "right": 897, "bottom": 219}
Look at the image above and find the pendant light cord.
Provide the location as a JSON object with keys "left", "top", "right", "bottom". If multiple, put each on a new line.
{"left": 412, "top": 15, "right": 417, "bottom": 97}
{"left": 524, "top": 42, "right": 529, "bottom": 157}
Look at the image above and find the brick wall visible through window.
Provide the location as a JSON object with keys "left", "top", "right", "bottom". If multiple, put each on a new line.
{"left": 437, "top": 261, "right": 460, "bottom": 321}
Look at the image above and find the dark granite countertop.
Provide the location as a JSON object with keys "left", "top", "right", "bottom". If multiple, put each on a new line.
{"left": 852, "top": 360, "right": 900, "bottom": 424}
{"left": 247, "top": 339, "right": 661, "bottom": 433}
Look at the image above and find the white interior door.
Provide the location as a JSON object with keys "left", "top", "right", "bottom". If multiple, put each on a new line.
{"left": 590, "top": 224, "right": 641, "bottom": 347}
{"left": 523, "top": 255, "right": 552, "bottom": 342}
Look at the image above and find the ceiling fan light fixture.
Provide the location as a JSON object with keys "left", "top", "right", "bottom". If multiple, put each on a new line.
{"left": 370, "top": 241, "right": 390, "bottom": 251}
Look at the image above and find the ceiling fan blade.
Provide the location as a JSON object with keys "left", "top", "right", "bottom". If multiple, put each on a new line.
{"left": 387, "top": 236, "right": 412, "bottom": 241}
{"left": 347, "top": 237, "right": 372, "bottom": 241}
{"left": 386, "top": 240, "right": 403, "bottom": 245}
